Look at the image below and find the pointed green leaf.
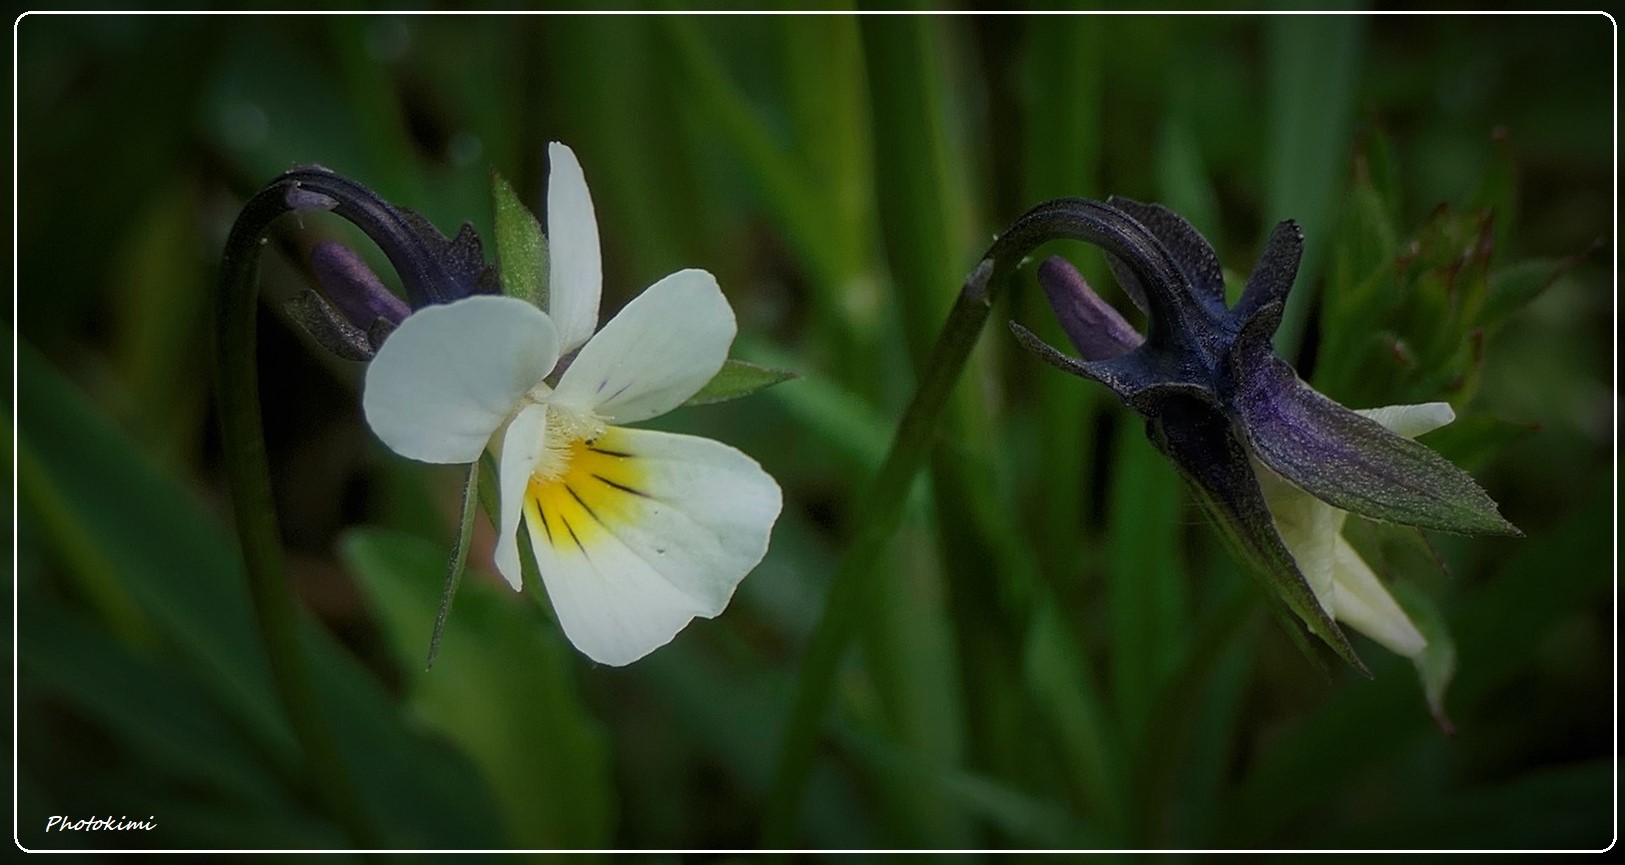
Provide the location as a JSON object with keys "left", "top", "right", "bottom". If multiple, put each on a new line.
{"left": 681, "top": 358, "right": 798, "bottom": 407}
{"left": 491, "top": 170, "right": 548, "bottom": 307}
{"left": 1471, "top": 126, "right": 1519, "bottom": 252}
{"left": 1315, "top": 141, "right": 1404, "bottom": 402}
{"left": 426, "top": 461, "right": 481, "bottom": 670}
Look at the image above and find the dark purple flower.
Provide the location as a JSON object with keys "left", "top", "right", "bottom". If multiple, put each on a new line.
{"left": 309, "top": 241, "right": 411, "bottom": 333}
{"left": 261, "top": 166, "right": 499, "bottom": 360}
{"left": 1008, "top": 197, "right": 1518, "bottom": 672}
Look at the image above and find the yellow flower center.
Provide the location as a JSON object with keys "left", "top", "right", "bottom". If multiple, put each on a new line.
{"left": 530, "top": 403, "right": 607, "bottom": 483}
{"left": 524, "top": 425, "right": 651, "bottom": 553}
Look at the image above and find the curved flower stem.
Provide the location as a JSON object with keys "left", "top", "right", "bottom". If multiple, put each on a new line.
{"left": 216, "top": 179, "right": 384, "bottom": 849}
{"left": 762, "top": 199, "right": 1151, "bottom": 846}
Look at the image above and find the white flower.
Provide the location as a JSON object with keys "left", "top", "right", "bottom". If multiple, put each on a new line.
{"left": 362, "top": 142, "right": 783, "bottom": 666}
{"left": 1254, "top": 402, "right": 1457, "bottom": 659}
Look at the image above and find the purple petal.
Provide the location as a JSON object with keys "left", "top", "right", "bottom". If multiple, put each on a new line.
{"left": 273, "top": 168, "right": 495, "bottom": 307}
{"left": 1037, "top": 256, "right": 1144, "bottom": 361}
{"left": 309, "top": 241, "right": 411, "bottom": 330}
{"left": 1226, "top": 318, "right": 1519, "bottom": 536}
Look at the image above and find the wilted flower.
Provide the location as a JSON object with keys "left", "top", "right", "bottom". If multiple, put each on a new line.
{"left": 362, "top": 143, "right": 782, "bottom": 666}
{"left": 1013, "top": 197, "right": 1517, "bottom": 671}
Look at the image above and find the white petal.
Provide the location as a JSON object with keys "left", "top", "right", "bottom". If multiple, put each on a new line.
{"left": 494, "top": 403, "right": 548, "bottom": 591}
{"left": 363, "top": 295, "right": 559, "bottom": 464}
{"left": 550, "top": 269, "right": 735, "bottom": 424}
{"left": 521, "top": 426, "right": 781, "bottom": 665}
{"left": 1329, "top": 538, "right": 1428, "bottom": 657}
{"left": 547, "top": 142, "right": 602, "bottom": 354}
{"left": 1356, "top": 402, "right": 1455, "bottom": 440}
{"left": 1255, "top": 460, "right": 1344, "bottom": 608}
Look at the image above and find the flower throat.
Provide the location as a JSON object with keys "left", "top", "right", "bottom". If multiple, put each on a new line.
{"left": 532, "top": 403, "right": 607, "bottom": 483}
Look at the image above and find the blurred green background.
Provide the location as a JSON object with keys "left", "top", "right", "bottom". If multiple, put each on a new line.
{"left": 12, "top": 11, "right": 1613, "bottom": 853}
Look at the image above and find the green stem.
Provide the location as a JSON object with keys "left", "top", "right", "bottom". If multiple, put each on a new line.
{"left": 216, "top": 182, "right": 384, "bottom": 849}
{"left": 762, "top": 198, "right": 1168, "bottom": 846}
{"left": 761, "top": 265, "right": 992, "bottom": 848}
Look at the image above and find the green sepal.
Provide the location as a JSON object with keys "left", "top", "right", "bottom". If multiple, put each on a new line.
{"left": 681, "top": 358, "right": 798, "bottom": 407}
{"left": 1228, "top": 322, "right": 1519, "bottom": 538}
{"left": 1391, "top": 581, "right": 1458, "bottom": 735}
{"left": 425, "top": 461, "right": 481, "bottom": 670}
{"left": 491, "top": 170, "right": 548, "bottom": 308}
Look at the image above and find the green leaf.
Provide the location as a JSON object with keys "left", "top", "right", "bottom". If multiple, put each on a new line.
{"left": 1130, "top": 580, "right": 1259, "bottom": 846}
{"left": 109, "top": 178, "right": 210, "bottom": 462}
{"left": 1265, "top": 14, "right": 1366, "bottom": 355}
{"left": 15, "top": 437, "right": 155, "bottom": 648}
{"left": 1165, "top": 584, "right": 1256, "bottom": 845}
{"left": 1106, "top": 427, "right": 1187, "bottom": 734}
{"left": 491, "top": 169, "right": 548, "bottom": 307}
{"left": 1470, "top": 126, "right": 1519, "bottom": 252}
{"left": 664, "top": 17, "right": 831, "bottom": 289}
{"left": 737, "top": 336, "right": 891, "bottom": 471}
{"left": 1481, "top": 254, "right": 1586, "bottom": 331}
{"left": 1019, "top": 14, "right": 1104, "bottom": 593}
{"left": 1021, "top": 601, "right": 1127, "bottom": 835}
{"left": 629, "top": 643, "right": 865, "bottom": 847}
{"left": 681, "top": 358, "right": 798, "bottom": 407}
{"left": 20, "top": 601, "right": 285, "bottom": 809}
{"left": 1313, "top": 760, "right": 1612, "bottom": 849}
{"left": 17, "top": 342, "right": 505, "bottom": 847}
{"left": 19, "top": 341, "right": 288, "bottom": 752}
{"left": 1223, "top": 487, "right": 1611, "bottom": 845}
{"left": 1317, "top": 142, "right": 1404, "bottom": 402}
{"left": 1154, "top": 113, "right": 1221, "bottom": 253}
{"left": 840, "top": 728, "right": 1095, "bottom": 847}
{"left": 343, "top": 528, "right": 616, "bottom": 849}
